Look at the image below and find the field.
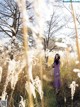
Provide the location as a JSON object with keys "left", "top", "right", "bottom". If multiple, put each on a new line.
{"left": 0, "top": 53, "right": 80, "bottom": 107}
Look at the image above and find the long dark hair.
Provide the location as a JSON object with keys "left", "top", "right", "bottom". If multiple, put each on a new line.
{"left": 10, "top": 54, "right": 14, "bottom": 60}
{"left": 54, "top": 54, "right": 60, "bottom": 65}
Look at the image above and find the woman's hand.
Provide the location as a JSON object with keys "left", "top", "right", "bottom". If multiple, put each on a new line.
{"left": 52, "top": 63, "right": 54, "bottom": 68}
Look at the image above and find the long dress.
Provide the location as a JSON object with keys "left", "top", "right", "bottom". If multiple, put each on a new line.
{"left": 53, "top": 62, "right": 61, "bottom": 89}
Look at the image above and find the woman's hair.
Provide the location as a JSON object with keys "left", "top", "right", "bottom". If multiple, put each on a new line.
{"left": 54, "top": 53, "right": 60, "bottom": 65}
{"left": 10, "top": 54, "right": 13, "bottom": 60}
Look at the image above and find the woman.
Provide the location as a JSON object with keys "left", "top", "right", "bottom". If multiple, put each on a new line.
{"left": 52, "top": 54, "right": 61, "bottom": 93}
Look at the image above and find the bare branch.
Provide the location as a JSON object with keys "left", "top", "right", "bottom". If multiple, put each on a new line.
{"left": 0, "top": 26, "right": 12, "bottom": 37}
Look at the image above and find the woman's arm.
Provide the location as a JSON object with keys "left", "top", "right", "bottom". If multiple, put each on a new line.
{"left": 52, "top": 63, "right": 55, "bottom": 68}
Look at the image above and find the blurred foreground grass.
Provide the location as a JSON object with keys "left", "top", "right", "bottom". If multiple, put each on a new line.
{"left": 1, "top": 56, "right": 80, "bottom": 107}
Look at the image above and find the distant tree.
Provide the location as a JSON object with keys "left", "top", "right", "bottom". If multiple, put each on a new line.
{"left": 0, "top": 0, "right": 32, "bottom": 39}
{"left": 63, "top": 3, "right": 80, "bottom": 61}
{"left": 44, "top": 9, "right": 66, "bottom": 63}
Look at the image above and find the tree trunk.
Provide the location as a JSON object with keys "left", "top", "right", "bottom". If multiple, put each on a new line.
{"left": 71, "top": 3, "right": 80, "bottom": 61}
{"left": 43, "top": 38, "right": 49, "bottom": 67}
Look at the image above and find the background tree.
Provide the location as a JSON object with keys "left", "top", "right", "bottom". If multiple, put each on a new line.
{"left": 63, "top": 3, "right": 80, "bottom": 61}
{"left": 44, "top": 9, "right": 66, "bottom": 63}
{"left": 0, "top": 0, "right": 32, "bottom": 40}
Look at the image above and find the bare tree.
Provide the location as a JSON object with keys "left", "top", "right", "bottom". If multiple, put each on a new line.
{"left": 0, "top": 0, "right": 32, "bottom": 39}
{"left": 44, "top": 10, "right": 66, "bottom": 63}
{"left": 63, "top": 3, "right": 80, "bottom": 61}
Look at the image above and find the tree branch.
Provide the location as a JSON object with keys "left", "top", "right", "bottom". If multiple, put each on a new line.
{"left": 0, "top": 26, "right": 12, "bottom": 37}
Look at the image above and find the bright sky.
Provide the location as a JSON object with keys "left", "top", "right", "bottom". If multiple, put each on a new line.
{"left": 0, "top": 0, "right": 80, "bottom": 47}
{"left": 45, "top": 0, "right": 80, "bottom": 49}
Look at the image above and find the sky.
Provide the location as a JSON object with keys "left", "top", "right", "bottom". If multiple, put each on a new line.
{"left": 63, "top": 0, "right": 80, "bottom": 2}
{"left": 0, "top": 0, "right": 80, "bottom": 47}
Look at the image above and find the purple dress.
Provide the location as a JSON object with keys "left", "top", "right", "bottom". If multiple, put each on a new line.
{"left": 53, "top": 62, "right": 61, "bottom": 89}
